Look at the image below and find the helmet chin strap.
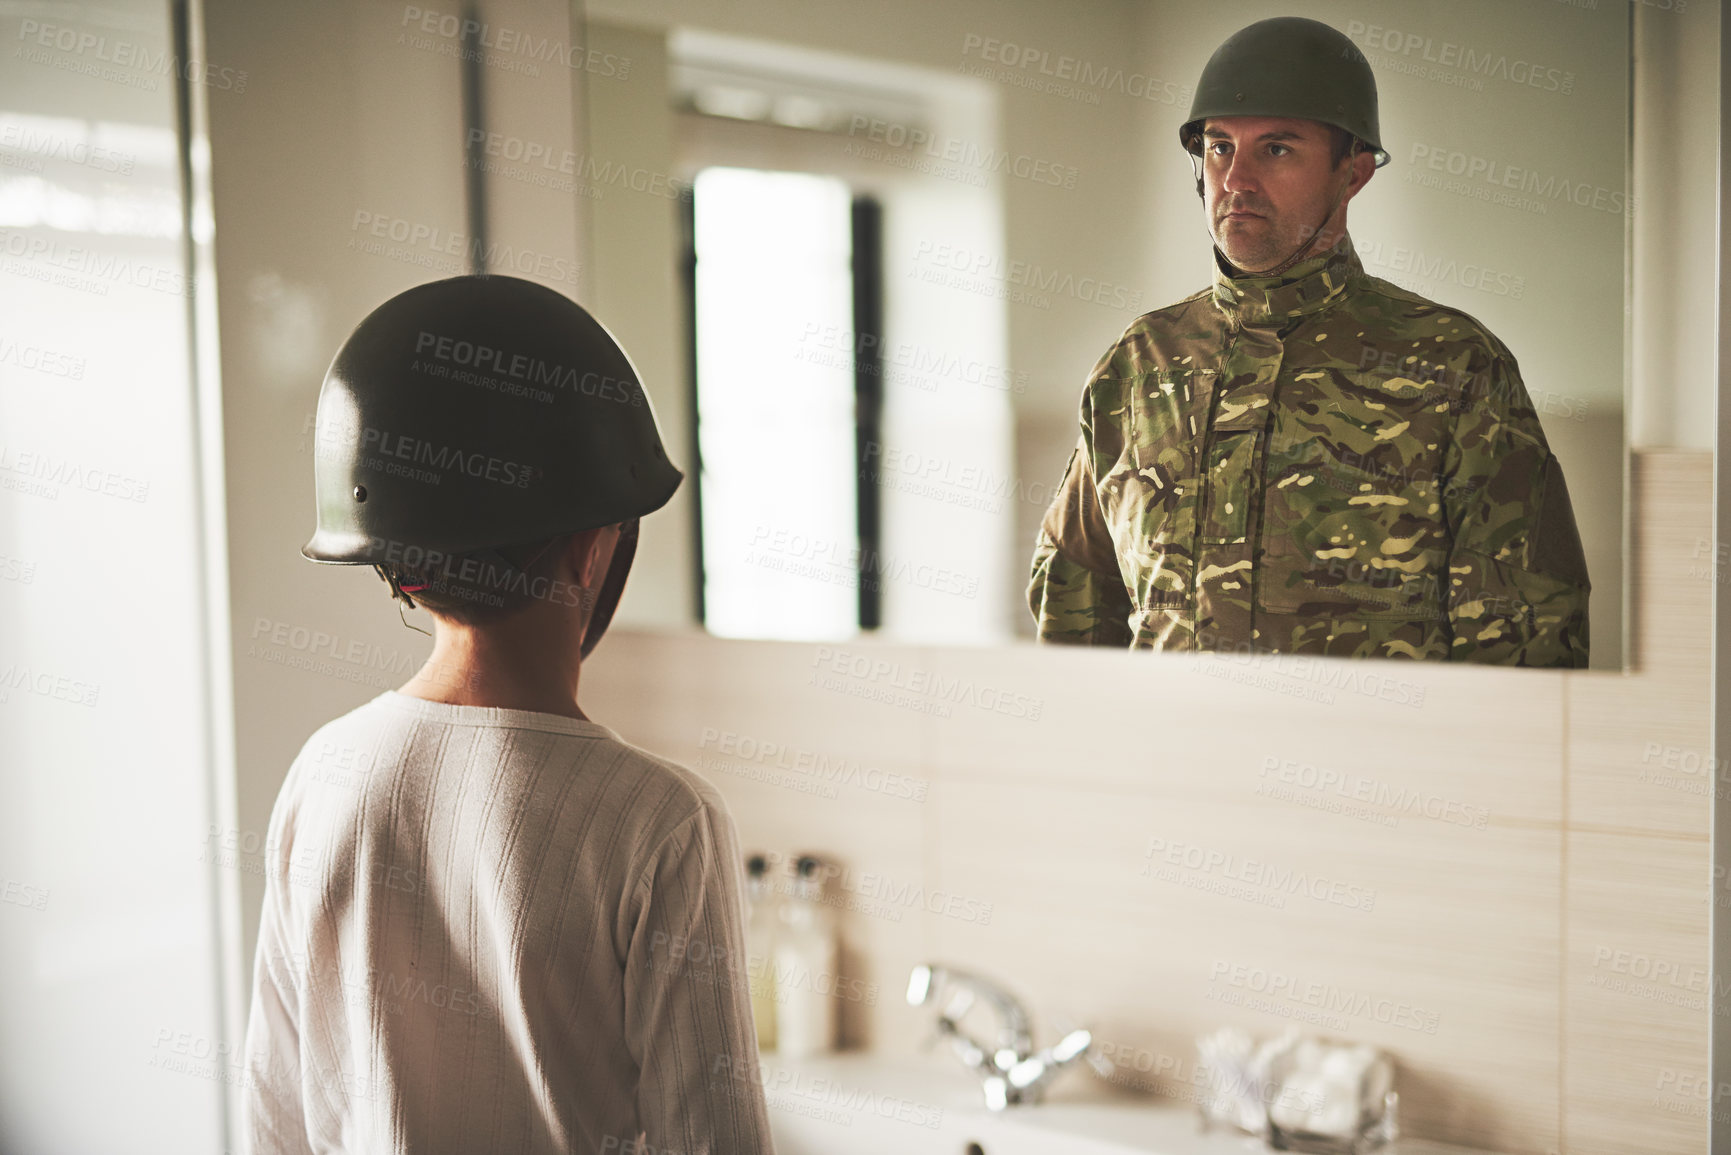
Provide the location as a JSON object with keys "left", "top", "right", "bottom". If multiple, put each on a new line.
{"left": 1193, "top": 153, "right": 1356, "bottom": 279}
{"left": 580, "top": 518, "right": 639, "bottom": 659}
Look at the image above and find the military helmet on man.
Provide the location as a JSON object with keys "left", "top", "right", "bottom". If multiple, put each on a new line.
{"left": 1179, "top": 16, "right": 1390, "bottom": 168}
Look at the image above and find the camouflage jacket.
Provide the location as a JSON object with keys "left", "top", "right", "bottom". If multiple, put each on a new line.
{"left": 1027, "top": 236, "right": 1590, "bottom": 666}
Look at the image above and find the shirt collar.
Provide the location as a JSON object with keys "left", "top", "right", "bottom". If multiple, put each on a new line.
{"left": 1211, "top": 235, "right": 1361, "bottom": 325}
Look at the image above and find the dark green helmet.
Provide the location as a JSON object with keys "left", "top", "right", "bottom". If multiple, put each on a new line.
{"left": 1180, "top": 16, "right": 1389, "bottom": 168}
{"left": 303, "top": 274, "right": 682, "bottom": 653}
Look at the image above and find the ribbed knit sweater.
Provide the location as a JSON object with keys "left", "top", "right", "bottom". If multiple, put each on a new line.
{"left": 242, "top": 691, "right": 774, "bottom": 1154}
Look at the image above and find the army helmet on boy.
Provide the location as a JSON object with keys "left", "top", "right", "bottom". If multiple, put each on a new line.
{"left": 303, "top": 274, "right": 681, "bottom": 655}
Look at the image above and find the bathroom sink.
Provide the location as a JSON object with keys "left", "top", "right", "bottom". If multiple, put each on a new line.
{"left": 760, "top": 1053, "right": 1503, "bottom": 1155}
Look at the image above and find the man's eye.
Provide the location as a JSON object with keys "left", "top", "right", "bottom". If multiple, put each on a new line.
{"left": 1269, "top": 144, "right": 1290, "bottom": 157}
{"left": 1209, "top": 142, "right": 1231, "bottom": 157}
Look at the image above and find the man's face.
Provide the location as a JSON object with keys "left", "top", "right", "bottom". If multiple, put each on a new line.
{"left": 1200, "top": 116, "right": 1367, "bottom": 272}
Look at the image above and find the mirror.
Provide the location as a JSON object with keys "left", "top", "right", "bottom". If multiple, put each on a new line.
{"left": 585, "top": 0, "right": 1627, "bottom": 669}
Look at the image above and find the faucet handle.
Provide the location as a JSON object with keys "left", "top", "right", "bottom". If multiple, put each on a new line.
{"left": 907, "top": 964, "right": 937, "bottom": 1006}
{"left": 1003, "top": 1027, "right": 1099, "bottom": 1104}
{"left": 1051, "top": 1026, "right": 1092, "bottom": 1064}
{"left": 1056, "top": 1025, "right": 1120, "bottom": 1082}
{"left": 1007, "top": 1028, "right": 1090, "bottom": 1086}
{"left": 1044, "top": 1014, "right": 1102, "bottom": 1073}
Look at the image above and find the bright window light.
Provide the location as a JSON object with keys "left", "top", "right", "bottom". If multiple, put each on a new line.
{"left": 692, "top": 166, "right": 858, "bottom": 641}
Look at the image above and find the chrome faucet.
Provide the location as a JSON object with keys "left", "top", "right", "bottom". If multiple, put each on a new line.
{"left": 906, "top": 963, "right": 1098, "bottom": 1110}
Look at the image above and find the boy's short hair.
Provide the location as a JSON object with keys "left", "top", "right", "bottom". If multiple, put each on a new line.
{"left": 374, "top": 532, "right": 580, "bottom": 626}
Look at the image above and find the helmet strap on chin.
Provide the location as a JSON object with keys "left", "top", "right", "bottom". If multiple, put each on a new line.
{"left": 1208, "top": 153, "right": 1358, "bottom": 280}
{"left": 395, "top": 599, "right": 432, "bottom": 637}
{"left": 375, "top": 566, "right": 434, "bottom": 635}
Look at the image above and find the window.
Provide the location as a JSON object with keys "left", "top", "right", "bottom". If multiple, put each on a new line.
{"left": 687, "top": 166, "right": 883, "bottom": 640}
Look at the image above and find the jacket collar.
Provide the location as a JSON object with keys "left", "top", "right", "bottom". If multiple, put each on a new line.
{"left": 1211, "top": 235, "right": 1360, "bottom": 325}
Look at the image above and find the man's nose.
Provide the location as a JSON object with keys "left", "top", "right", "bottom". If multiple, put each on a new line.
{"left": 1221, "top": 151, "right": 1259, "bottom": 194}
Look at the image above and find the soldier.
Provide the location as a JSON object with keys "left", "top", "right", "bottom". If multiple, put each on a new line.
{"left": 1027, "top": 16, "right": 1590, "bottom": 666}
{"left": 244, "top": 276, "right": 773, "bottom": 1153}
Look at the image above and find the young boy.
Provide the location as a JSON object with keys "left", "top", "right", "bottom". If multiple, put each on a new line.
{"left": 243, "top": 275, "right": 773, "bottom": 1154}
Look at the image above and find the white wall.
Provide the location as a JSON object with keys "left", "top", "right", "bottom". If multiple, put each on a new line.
{"left": 0, "top": 1, "right": 231, "bottom": 1150}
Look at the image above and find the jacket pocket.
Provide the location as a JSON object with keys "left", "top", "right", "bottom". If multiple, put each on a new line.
{"left": 1109, "top": 370, "right": 1216, "bottom": 609}
{"left": 1200, "top": 429, "right": 1260, "bottom": 545}
{"left": 1256, "top": 536, "right": 1441, "bottom": 622}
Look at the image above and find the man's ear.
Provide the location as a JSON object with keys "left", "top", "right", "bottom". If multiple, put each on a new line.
{"left": 1344, "top": 149, "right": 1377, "bottom": 199}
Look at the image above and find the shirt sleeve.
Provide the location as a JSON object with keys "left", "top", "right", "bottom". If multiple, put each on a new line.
{"left": 624, "top": 803, "right": 775, "bottom": 1155}
{"left": 1028, "top": 442, "right": 1134, "bottom": 646}
{"left": 1441, "top": 349, "right": 1591, "bottom": 667}
{"left": 242, "top": 831, "right": 316, "bottom": 1155}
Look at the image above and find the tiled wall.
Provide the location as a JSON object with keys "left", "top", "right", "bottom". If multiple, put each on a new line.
{"left": 582, "top": 450, "right": 1708, "bottom": 1155}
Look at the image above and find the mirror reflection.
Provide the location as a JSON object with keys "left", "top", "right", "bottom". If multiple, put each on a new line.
{"left": 586, "top": 0, "right": 1628, "bottom": 669}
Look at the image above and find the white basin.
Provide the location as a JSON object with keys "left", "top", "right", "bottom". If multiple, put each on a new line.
{"left": 760, "top": 1053, "right": 1501, "bottom": 1155}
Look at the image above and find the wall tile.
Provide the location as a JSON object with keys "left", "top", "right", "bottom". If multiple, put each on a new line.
{"left": 1563, "top": 830, "right": 1710, "bottom": 1155}
{"left": 587, "top": 450, "right": 1713, "bottom": 1154}
{"left": 927, "top": 777, "right": 1561, "bottom": 1152}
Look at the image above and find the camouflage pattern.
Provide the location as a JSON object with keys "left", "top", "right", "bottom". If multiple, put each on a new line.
{"left": 1027, "top": 236, "right": 1590, "bottom": 667}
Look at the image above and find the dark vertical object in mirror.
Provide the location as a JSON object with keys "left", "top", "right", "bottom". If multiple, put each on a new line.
{"left": 679, "top": 190, "right": 706, "bottom": 626}
{"left": 458, "top": 1, "right": 487, "bottom": 274}
{"left": 852, "top": 196, "right": 884, "bottom": 631}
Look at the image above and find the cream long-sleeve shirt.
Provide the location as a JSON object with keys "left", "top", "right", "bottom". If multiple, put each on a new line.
{"left": 242, "top": 690, "right": 774, "bottom": 1155}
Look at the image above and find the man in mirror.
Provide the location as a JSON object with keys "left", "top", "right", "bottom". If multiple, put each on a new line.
{"left": 1027, "top": 16, "right": 1590, "bottom": 666}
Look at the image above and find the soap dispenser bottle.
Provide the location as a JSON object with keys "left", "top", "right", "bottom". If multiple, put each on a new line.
{"left": 743, "top": 852, "right": 778, "bottom": 1051}
{"left": 772, "top": 853, "right": 838, "bottom": 1059}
